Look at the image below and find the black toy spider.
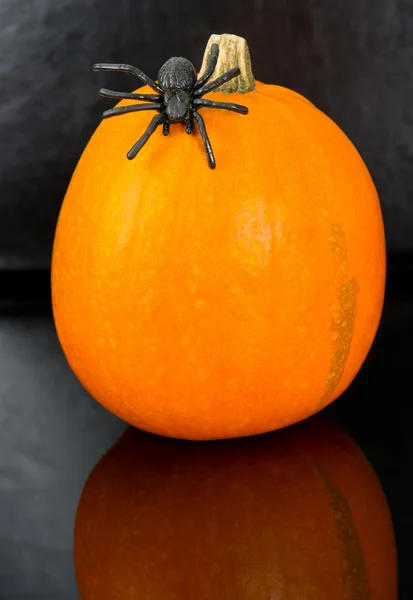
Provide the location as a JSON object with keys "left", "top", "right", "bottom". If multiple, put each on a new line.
{"left": 93, "top": 43, "right": 248, "bottom": 169}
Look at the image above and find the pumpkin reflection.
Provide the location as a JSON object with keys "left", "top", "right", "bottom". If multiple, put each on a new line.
{"left": 74, "top": 415, "right": 397, "bottom": 599}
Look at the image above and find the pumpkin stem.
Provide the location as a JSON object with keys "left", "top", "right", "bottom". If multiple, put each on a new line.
{"left": 200, "top": 34, "right": 255, "bottom": 94}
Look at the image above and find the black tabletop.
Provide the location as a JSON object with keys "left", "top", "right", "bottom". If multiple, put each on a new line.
{"left": 0, "top": 265, "right": 407, "bottom": 598}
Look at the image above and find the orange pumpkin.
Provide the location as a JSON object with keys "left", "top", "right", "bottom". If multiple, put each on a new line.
{"left": 51, "top": 34, "right": 386, "bottom": 440}
{"left": 74, "top": 415, "right": 397, "bottom": 599}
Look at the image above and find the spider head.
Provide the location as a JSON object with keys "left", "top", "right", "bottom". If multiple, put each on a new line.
{"left": 163, "top": 90, "right": 190, "bottom": 122}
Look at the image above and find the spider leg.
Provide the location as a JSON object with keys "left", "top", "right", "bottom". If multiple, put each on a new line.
{"left": 93, "top": 63, "right": 163, "bottom": 94}
{"left": 192, "top": 110, "right": 215, "bottom": 169}
{"left": 193, "top": 98, "right": 248, "bottom": 115}
{"left": 99, "top": 88, "right": 161, "bottom": 103}
{"left": 163, "top": 120, "right": 171, "bottom": 136}
{"left": 194, "top": 43, "right": 219, "bottom": 90}
{"left": 185, "top": 114, "right": 193, "bottom": 134}
{"left": 195, "top": 67, "right": 241, "bottom": 97}
{"left": 102, "top": 103, "right": 162, "bottom": 119}
{"left": 127, "top": 113, "right": 166, "bottom": 160}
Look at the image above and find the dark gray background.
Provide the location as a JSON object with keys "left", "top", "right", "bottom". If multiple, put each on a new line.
{"left": 0, "top": 0, "right": 407, "bottom": 598}
{"left": 1, "top": 0, "right": 413, "bottom": 267}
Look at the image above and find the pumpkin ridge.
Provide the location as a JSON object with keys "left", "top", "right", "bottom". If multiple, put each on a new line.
{"left": 256, "top": 91, "right": 362, "bottom": 409}
{"left": 314, "top": 462, "right": 371, "bottom": 600}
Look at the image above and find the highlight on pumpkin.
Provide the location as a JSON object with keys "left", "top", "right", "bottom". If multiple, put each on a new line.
{"left": 51, "top": 33, "right": 386, "bottom": 440}
{"left": 74, "top": 415, "right": 397, "bottom": 600}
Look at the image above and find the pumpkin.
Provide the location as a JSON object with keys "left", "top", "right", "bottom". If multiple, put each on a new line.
{"left": 51, "top": 33, "right": 386, "bottom": 440}
{"left": 74, "top": 415, "right": 397, "bottom": 599}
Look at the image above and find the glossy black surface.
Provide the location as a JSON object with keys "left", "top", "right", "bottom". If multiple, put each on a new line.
{"left": 0, "top": 267, "right": 407, "bottom": 598}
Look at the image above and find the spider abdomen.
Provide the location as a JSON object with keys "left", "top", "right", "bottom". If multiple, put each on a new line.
{"left": 157, "top": 57, "right": 197, "bottom": 91}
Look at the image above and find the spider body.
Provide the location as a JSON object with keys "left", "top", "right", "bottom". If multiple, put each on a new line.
{"left": 93, "top": 44, "right": 248, "bottom": 168}
{"left": 159, "top": 57, "right": 196, "bottom": 125}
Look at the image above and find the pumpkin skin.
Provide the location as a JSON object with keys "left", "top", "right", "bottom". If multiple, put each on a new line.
{"left": 51, "top": 80, "right": 386, "bottom": 440}
{"left": 74, "top": 415, "right": 397, "bottom": 600}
